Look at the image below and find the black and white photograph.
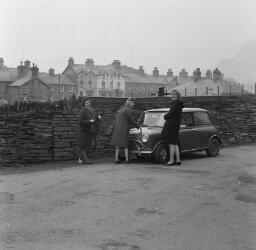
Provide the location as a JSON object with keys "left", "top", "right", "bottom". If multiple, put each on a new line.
{"left": 0, "top": 0, "right": 256, "bottom": 249}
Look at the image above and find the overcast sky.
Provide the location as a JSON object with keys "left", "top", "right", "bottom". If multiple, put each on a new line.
{"left": 1, "top": 0, "right": 256, "bottom": 75}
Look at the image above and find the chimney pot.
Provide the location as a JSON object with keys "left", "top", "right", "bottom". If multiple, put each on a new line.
{"left": 153, "top": 67, "right": 159, "bottom": 76}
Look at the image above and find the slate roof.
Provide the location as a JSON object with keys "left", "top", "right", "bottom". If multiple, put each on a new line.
{"left": 69, "top": 63, "right": 173, "bottom": 85}
{"left": 125, "top": 73, "right": 172, "bottom": 85}
{"left": 170, "top": 77, "right": 247, "bottom": 95}
{"left": 8, "top": 76, "right": 32, "bottom": 87}
{"left": 70, "top": 63, "right": 138, "bottom": 77}
{"left": 0, "top": 68, "right": 18, "bottom": 82}
{"left": 38, "top": 73, "right": 75, "bottom": 86}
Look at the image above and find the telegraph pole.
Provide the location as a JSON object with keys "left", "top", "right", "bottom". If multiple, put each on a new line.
{"left": 58, "top": 73, "right": 61, "bottom": 101}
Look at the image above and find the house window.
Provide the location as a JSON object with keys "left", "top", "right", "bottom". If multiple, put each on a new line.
{"left": 110, "top": 81, "right": 113, "bottom": 89}
{"left": 21, "top": 87, "right": 27, "bottom": 93}
{"left": 117, "top": 73, "right": 120, "bottom": 79}
{"left": 117, "top": 82, "right": 120, "bottom": 89}
{"left": 79, "top": 80, "right": 84, "bottom": 87}
{"left": 102, "top": 81, "right": 105, "bottom": 89}
{"left": 66, "top": 85, "right": 72, "bottom": 93}
{"left": 88, "top": 80, "right": 92, "bottom": 89}
{"left": 80, "top": 91, "right": 83, "bottom": 97}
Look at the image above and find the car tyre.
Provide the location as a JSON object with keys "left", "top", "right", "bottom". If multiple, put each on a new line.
{"left": 206, "top": 138, "right": 220, "bottom": 157}
{"left": 136, "top": 154, "right": 145, "bottom": 159}
{"left": 154, "top": 144, "right": 169, "bottom": 163}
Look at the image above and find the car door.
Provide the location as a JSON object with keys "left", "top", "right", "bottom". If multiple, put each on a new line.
{"left": 193, "top": 111, "right": 215, "bottom": 148}
{"left": 179, "top": 112, "right": 200, "bottom": 151}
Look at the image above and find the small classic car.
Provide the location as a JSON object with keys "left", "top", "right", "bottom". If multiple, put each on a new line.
{"left": 129, "top": 107, "right": 222, "bottom": 163}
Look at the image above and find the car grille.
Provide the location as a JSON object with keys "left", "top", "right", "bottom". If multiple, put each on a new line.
{"left": 129, "top": 140, "right": 144, "bottom": 150}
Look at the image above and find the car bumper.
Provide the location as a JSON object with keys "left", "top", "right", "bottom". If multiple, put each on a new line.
{"left": 129, "top": 140, "right": 153, "bottom": 155}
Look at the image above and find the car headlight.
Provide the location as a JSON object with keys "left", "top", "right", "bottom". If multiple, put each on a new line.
{"left": 142, "top": 134, "right": 149, "bottom": 143}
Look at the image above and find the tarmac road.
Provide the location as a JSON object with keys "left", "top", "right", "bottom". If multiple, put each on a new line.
{"left": 0, "top": 145, "right": 256, "bottom": 250}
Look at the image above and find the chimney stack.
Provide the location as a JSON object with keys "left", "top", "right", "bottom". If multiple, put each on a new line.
{"left": 24, "top": 60, "right": 31, "bottom": 70}
{"left": 31, "top": 63, "right": 39, "bottom": 78}
{"left": 153, "top": 67, "right": 159, "bottom": 77}
{"left": 112, "top": 60, "right": 121, "bottom": 69}
{"left": 68, "top": 57, "right": 74, "bottom": 66}
{"left": 17, "top": 61, "right": 26, "bottom": 78}
{"left": 179, "top": 68, "right": 188, "bottom": 77}
{"left": 167, "top": 69, "right": 173, "bottom": 77}
{"left": 138, "top": 66, "right": 144, "bottom": 74}
{"left": 206, "top": 70, "right": 212, "bottom": 79}
{"left": 193, "top": 68, "right": 201, "bottom": 81}
{"left": 213, "top": 68, "right": 223, "bottom": 81}
{"left": 49, "top": 68, "right": 55, "bottom": 76}
{"left": 0, "top": 58, "right": 4, "bottom": 70}
{"left": 85, "top": 58, "right": 94, "bottom": 66}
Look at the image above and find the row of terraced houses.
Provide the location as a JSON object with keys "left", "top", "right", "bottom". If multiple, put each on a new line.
{"left": 0, "top": 57, "right": 246, "bottom": 103}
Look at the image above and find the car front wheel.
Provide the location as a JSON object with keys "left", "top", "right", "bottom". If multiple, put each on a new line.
{"left": 206, "top": 138, "right": 220, "bottom": 157}
{"left": 153, "top": 144, "right": 169, "bottom": 163}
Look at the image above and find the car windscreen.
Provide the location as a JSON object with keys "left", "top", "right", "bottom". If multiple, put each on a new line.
{"left": 138, "top": 112, "right": 166, "bottom": 127}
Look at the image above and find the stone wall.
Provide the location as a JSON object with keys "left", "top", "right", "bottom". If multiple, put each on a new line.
{"left": 0, "top": 95, "right": 256, "bottom": 165}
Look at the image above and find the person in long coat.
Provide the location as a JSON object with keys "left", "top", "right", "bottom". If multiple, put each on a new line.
{"left": 161, "top": 89, "right": 184, "bottom": 166}
{"left": 111, "top": 98, "right": 139, "bottom": 163}
{"left": 78, "top": 98, "right": 101, "bottom": 164}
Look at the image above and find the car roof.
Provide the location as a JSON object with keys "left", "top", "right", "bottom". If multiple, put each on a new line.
{"left": 145, "top": 107, "right": 208, "bottom": 113}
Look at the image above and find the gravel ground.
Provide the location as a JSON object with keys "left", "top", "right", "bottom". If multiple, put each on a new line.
{"left": 0, "top": 145, "right": 256, "bottom": 250}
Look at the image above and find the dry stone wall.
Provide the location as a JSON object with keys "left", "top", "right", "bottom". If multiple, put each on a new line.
{"left": 0, "top": 96, "right": 256, "bottom": 165}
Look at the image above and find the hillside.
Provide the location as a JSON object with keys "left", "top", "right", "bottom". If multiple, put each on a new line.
{"left": 217, "top": 40, "right": 256, "bottom": 86}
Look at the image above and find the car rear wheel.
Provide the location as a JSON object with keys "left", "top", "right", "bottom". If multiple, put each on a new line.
{"left": 206, "top": 138, "right": 220, "bottom": 157}
{"left": 153, "top": 144, "right": 169, "bottom": 163}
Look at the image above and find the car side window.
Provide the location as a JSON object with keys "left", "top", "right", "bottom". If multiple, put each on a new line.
{"left": 181, "top": 113, "right": 194, "bottom": 127}
{"left": 193, "top": 112, "right": 211, "bottom": 126}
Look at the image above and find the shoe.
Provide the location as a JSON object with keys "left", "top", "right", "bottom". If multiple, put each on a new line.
{"left": 115, "top": 160, "right": 121, "bottom": 164}
{"left": 124, "top": 160, "right": 130, "bottom": 164}
{"left": 175, "top": 161, "right": 182, "bottom": 166}
{"left": 164, "top": 162, "right": 176, "bottom": 166}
